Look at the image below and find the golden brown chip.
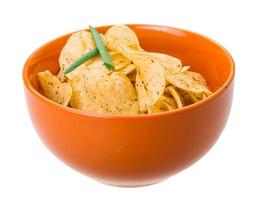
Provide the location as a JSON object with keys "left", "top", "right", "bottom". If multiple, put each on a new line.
{"left": 120, "top": 49, "right": 182, "bottom": 76}
{"left": 105, "top": 25, "right": 182, "bottom": 76}
{"left": 58, "top": 31, "right": 100, "bottom": 80}
{"left": 187, "top": 91, "right": 208, "bottom": 103}
{"left": 160, "top": 95, "right": 176, "bottom": 106}
{"left": 166, "top": 72, "right": 211, "bottom": 95}
{"left": 150, "top": 52, "right": 182, "bottom": 74}
{"left": 148, "top": 100, "right": 169, "bottom": 114}
{"left": 37, "top": 70, "right": 72, "bottom": 106}
{"left": 148, "top": 96, "right": 177, "bottom": 114}
{"left": 69, "top": 67, "right": 139, "bottom": 115}
{"left": 67, "top": 60, "right": 108, "bottom": 109}
{"left": 165, "top": 86, "right": 183, "bottom": 108}
{"left": 58, "top": 31, "right": 96, "bottom": 80}
{"left": 120, "top": 64, "right": 136, "bottom": 75}
{"left": 62, "top": 51, "right": 130, "bottom": 81}
{"left": 184, "top": 71, "right": 207, "bottom": 86}
{"left": 176, "top": 88, "right": 194, "bottom": 106}
{"left": 122, "top": 51, "right": 166, "bottom": 107}
{"left": 160, "top": 96, "right": 177, "bottom": 110}
{"left": 60, "top": 31, "right": 96, "bottom": 68}
{"left": 105, "top": 25, "right": 142, "bottom": 52}
{"left": 110, "top": 52, "right": 131, "bottom": 71}
{"left": 110, "top": 72, "right": 139, "bottom": 114}
{"left": 135, "top": 71, "right": 151, "bottom": 112}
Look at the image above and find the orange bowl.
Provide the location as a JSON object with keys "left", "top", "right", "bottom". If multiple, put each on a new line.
{"left": 23, "top": 24, "right": 234, "bottom": 187}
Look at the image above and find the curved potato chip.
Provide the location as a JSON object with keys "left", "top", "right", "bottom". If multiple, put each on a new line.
{"left": 105, "top": 25, "right": 142, "bottom": 52}
{"left": 187, "top": 91, "right": 208, "bottom": 103}
{"left": 150, "top": 52, "right": 182, "bottom": 74}
{"left": 184, "top": 71, "right": 207, "bottom": 86}
{"left": 69, "top": 67, "right": 139, "bottom": 115}
{"left": 165, "top": 86, "right": 183, "bottom": 108}
{"left": 122, "top": 51, "right": 166, "bottom": 106}
{"left": 105, "top": 25, "right": 182, "bottom": 76}
{"left": 59, "top": 31, "right": 96, "bottom": 69}
{"left": 148, "top": 96, "right": 177, "bottom": 114}
{"left": 62, "top": 51, "right": 130, "bottom": 80}
{"left": 37, "top": 70, "right": 72, "bottom": 106}
{"left": 68, "top": 59, "right": 109, "bottom": 109}
{"left": 167, "top": 72, "right": 211, "bottom": 95}
{"left": 110, "top": 72, "right": 139, "bottom": 114}
{"left": 135, "top": 71, "right": 151, "bottom": 112}
{"left": 120, "top": 48, "right": 182, "bottom": 77}
{"left": 148, "top": 100, "right": 168, "bottom": 114}
{"left": 162, "top": 102, "right": 175, "bottom": 111}
{"left": 120, "top": 64, "right": 136, "bottom": 75}
{"left": 58, "top": 31, "right": 97, "bottom": 80}
{"left": 160, "top": 96, "right": 176, "bottom": 106}
{"left": 176, "top": 88, "right": 194, "bottom": 106}
{"left": 160, "top": 96, "right": 177, "bottom": 110}
{"left": 109, "top": 52, "right": 131, "bottom": 71}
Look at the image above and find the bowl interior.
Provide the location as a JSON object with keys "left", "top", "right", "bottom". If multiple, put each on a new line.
{"left": 25, "top": 25, "right": 233, "bottom": 94}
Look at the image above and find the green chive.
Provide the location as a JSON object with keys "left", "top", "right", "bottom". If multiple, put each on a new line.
{"left": 63, "top": 48, "right": 99, "bottom": 74}
{"left": 89, "top": 25, "right": 114, "bottom": 71}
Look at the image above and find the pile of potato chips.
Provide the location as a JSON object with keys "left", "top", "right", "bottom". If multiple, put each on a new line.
{"left": 37, "top": 25, "right": 212, "bottom": 115}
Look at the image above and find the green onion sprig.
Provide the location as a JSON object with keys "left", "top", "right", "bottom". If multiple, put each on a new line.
{"left": 89, "top": 25, "right": 114, "bottom": 71}
{"left": 63, "top": 48, "right": 99, "bottom": 74}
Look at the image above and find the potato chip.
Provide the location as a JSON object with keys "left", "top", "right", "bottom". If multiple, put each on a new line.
{"left": 69, "top": 67, "right": 139, "bottom": 115}
{"left": 160, "top": 96, "right": 177, "bottom": 110}
{"left": 59, "top": 31, "right": 96, "bottom": 69}
{"left": 150, "top": 52, "right": 182, "bottom": 74}
{"left": 109, "top": 52, "right": 131, "bottom": 71}
{"left": 184, "top": 71, "right": 207, "bottom": 86}
{"left": 61, "top": 50, "right": 130, "bottom": 81}
{"left": 105, "top": 23, "right": 182, "bottom": 75}
{"left": 110, "top": 72, "right": 139, "bottom": 114}
{"left": 37, "top": 70, "right": 72, "bottom": 106}
{"left": 119, "top": 47, "right": 182, "bottom": 77}
{"left": 166, "top": 72, "right": 211, "bottom": 95}
{"left": 67, "top": 60, "right": 109, "bottom": 109}
{"left": 160, "top": 95, "right": 175, "bottom": 106}
{"left": 121, "top": 51, "right": 166, "bottom": 107}
{"left": 187, "top": 91, "right": 208, "bottom": 103}
{"left": 58, "top": 31, "right": 97, "bottom": 81}
{"left": 120, "top": 64, "right": 136, "bottom": 75}
{"left": 148, "top": 96, "right": 177, "bottom": 113}
{"left": 148, "top": 99, "right": 168, "bottom": 114}
{"left": 176, "top": 88, "right": 194, "bottom": 106}
{"left": 105, "top": 25, "right": 142, "bottom": 52}
{"left": 135, "top": 71, "right": 151, "bottom": 112}
{"left": 165, "top": 86, "right": 183, "bottom": 108}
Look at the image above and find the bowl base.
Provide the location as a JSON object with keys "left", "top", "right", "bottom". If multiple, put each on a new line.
{"left": 96, "top": 177, "right": 168, "bottom": 188}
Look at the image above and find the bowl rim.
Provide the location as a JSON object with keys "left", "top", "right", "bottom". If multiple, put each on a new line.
{"left": 22, "top": 24, "right": 235, "bottom": 119}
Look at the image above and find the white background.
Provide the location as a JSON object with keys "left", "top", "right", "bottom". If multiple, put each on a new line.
{"left": 0, "top": 0, "right": 261, "bottom": 199}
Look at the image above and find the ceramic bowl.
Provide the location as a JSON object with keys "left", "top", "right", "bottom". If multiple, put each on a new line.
{"left": 23, "top": 24, "right": 234, "bottom": 187}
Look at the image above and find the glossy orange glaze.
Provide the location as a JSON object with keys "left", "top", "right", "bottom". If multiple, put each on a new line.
{"left": 23, "top": 25, "right": 234, "bottom": 187}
